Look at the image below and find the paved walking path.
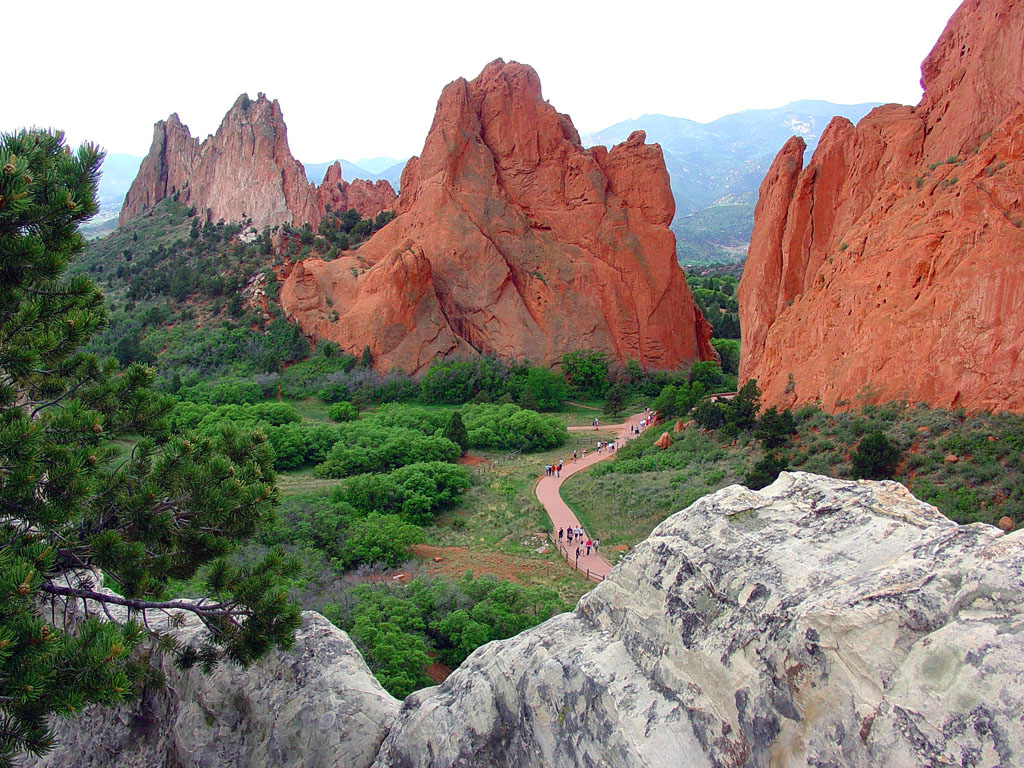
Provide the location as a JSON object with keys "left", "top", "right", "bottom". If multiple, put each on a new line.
{"left": 536, "top": 410, "right": 651, "bottom": 580}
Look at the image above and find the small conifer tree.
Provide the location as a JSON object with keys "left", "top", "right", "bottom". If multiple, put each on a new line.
{"left": 603, "top": 382, "right": 626, "bottom": 418}
{"left": 443, "top": 411, "right": 470, "bottom": 455}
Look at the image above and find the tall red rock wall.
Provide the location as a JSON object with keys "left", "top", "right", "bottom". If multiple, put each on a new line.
{"left": 739, "top": 0, "right": 1024, "bottom": 413}
{"left": 119, "top": 94, "right": 396, "bottom": 230}
{"left": 280, "top": 59, "right": 715, "bottom": 374}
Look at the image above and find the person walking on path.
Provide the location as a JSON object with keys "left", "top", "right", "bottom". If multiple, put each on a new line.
{"left": 535, "top": 408, "right": 646, "bottom": 581}
{"left": 575, "top": 546, "right": 581, "bottom": 566}
{"left": 559, "top": 527, "right": 564, "bottom": 541}
{"left": 586, "top": 540, "right": 592, "bottom": 556}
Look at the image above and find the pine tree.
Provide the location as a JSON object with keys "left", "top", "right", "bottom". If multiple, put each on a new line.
{"left": 442, "top": 411, "right": 470, "bottom": 456}
{"left": 360, "top": 345, "right": 373, "bottom": 368}
{"left": 603, "top": 382, "right": 626, "bottom": 418}
{"left": 0, "top": 129, "right": 300, "bottom": 766}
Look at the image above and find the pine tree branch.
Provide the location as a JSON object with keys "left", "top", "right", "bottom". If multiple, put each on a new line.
{"left": 38, "top": 582, "right": 241, "bottom": 617}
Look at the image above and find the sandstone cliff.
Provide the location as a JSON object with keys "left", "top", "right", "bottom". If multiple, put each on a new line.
{"left": 27, "top": 611, "right": 399, "bottom": 768}
{"left": 280, "top": 60, "right": 715, "bottom": 374}
{"left": 119, "top": 94, "right": 397, "bottom": 230}
{"left": 739, "top": 0, "right": 1024, "bottom": 412}
{"left": 28, "top": 473, "right": 1024, "bottom": 767}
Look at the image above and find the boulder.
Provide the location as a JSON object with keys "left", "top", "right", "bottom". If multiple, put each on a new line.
{"left": 280, "top": 60, "right": 715, "bottom": 374}
{"left": 739, "top": 0, "right": 1024, "bottom": 413}
{"left": 119, "top": 94, "right": 396, "bottom": 230}
{"left": 654, "top": 431, "right": 672, "bottom": 449}
{"left": 1000, "top": 516, "right": 1015, "bottom": 532}
{"left": 26, "top": 612, "right": 399, "bottom": 768}
{"left": 373, "top": 472, "right": 1024, "bottom": 767}
{"left": 673, "top": 419, "right": 684, "bottom": 433}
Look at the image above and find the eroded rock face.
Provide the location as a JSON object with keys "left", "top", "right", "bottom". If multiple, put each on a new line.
{"left": 739, "top": 0, "right": 1024, "bottom": 413}
{"left": 26, "top": 612, "right": 399, "bottom": 768}
{"left": 280, "top": 60, "right": 714, "bottom": 374}
{"left": 119, "top": 95, "right": 396, "bottom": 230}
{"left": 373, "top": 472, "right": 1024, "bottom": 767}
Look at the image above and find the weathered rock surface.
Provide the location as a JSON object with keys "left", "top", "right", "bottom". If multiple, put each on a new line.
{"left": 119, "top": 94, "right": 396, "bottom": 230}
{"left": 280, "top": 60, "right": 715, "bottom": 374}
{"left": 27, "top": 612, "right": 399, "bottom": 768}
{"left": 739, "top": 0, "right": 1024, "bottom": 413}
{"left": 373, "top": 472, "right": 1024, "bottom": 767}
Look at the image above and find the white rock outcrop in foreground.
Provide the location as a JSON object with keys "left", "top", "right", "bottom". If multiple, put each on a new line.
{"left": 27, "top": 473, "right": 1024, "bottom": 767}
{"left": 374, "top": 472, "right": 1024, "bottom": 767}
{"left": 27, "top": 612, "right": 399, "bottom": 768}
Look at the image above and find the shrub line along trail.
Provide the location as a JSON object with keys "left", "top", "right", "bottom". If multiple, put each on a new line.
{"left": 536, "top": 411, "right": 649, "bottom": 580}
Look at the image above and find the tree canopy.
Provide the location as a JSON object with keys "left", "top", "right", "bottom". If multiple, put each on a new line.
{"left": 0, "top": 130, "right": 300, "bottom": 765}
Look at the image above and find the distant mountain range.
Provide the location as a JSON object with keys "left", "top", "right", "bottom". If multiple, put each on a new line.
{"left": 303, "top": 158, "right": 408, "bottom": 189}
{"left": 91, "top": 100, "right": 881, "bottom": 263}
{"left": 582, "top": 100, "right": 881, "bottom": 265}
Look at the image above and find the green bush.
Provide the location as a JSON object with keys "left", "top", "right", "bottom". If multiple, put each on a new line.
{"left": 561, "top": 349, "right": 610, "bottom": 398}
{"left": 328, "top": 574, "right": 566, "bottom": 698}
{"left": 745, "top": 452, "right": 789, "bottom": 490}
{"left": 754, "top": 406, "right": 797, "bottom": 449}
{"left": 337, "top": 513, "right": 423, "bottom": 569}
{"left": 332, "top": 461, "right": 471, "bottom": 524}
{"left": 461, "top": 403, "right": 568, "bottom": 451}
{"left": 852, "top": 432, "right": 901, "bottom": 480}
{"left": 521, "top": 366, "right": 567, "bottom": 410}
{"left": 328, "top": 401, "right": 357, "bottom": 422}
{"left": 315, "top": 424, "right": 460, "bottom": 478}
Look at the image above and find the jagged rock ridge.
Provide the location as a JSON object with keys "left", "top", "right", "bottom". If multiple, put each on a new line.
{"left": 119, "top": 94, "right": 397, "bottom": 230}
{"left": 738, "top": 0, "right": 1024, "bottom": 413}
{"left": 279, "top": 59, "right": 715, "bottom": 374}
{"left": 28, "top": 473, "right": 1024, "bottom": 767}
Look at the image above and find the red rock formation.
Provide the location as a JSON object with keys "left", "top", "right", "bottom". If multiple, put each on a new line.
{"left": 119, "top": 94, "right": 396, "bottom": 229}
{"left": 739, "top": 0, "right": 1024, "bottom": 413}
{"left": 281, "top": 60, "right": 714, "bottom": 374}
{"left": 315, "top": 162, "right": 398, "bottom": 220}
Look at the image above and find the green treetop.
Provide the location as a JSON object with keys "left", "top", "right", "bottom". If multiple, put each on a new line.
{"left": 0, "top": 130, "right": 300, "bottom": 766}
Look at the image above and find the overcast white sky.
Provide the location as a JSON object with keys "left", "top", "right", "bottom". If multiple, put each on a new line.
{"left": 7, "top": 0, "right": 964, "bottom": 163}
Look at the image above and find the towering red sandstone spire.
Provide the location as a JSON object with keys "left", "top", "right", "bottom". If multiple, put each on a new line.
{"left": 280, "top": 59, "right": 715, "bottom": 374}
{"left": 118, "top": 94, "right": 396, "bottom": 229}
{"left": 739, "top": 0, "right": 1024, "bottom": 413}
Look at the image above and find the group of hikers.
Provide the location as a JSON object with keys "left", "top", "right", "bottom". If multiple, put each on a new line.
{"left": 544, "top": 459, "right": 564, "bottom": 477}
{"left": 558, "top": 525, "right": 599, "bottom": 564}
{"left": 540, "top": 406, "right": 658, "bottom": 572}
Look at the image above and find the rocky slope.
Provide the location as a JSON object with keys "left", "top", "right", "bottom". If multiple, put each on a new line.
{"left": 27, "top": 611, "right": 399, "bottom": 768}
{"left": 738, "top": 0, "right": 1024, "bottom": 413}
{"left": 374, "top": 472, "right": 1024, "bottom": 767}
{"left": 119, "top": 94, "right": 396, "bottom": 230}
{"left": 280, "top": 59, "right": 715, "bottom": 374}
{"left": 30, "top": 473, "right": 1024, "bottom": 767}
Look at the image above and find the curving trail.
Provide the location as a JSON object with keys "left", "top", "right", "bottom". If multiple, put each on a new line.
{"left": 536, "top": 411, "right": 651, "bottom": 580}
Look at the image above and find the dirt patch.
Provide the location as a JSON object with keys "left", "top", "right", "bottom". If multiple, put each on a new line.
{"left": 609, "top": 544, "right": 630, "bottom": 552}
{"left": 425, "top": 656, "right": 453, "bottom": 684}
{"left": 412, "top": 544, "right": 551, "bottom": 583}
{"left": 458, "top": 454, "right": 489, "bottom": 466}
